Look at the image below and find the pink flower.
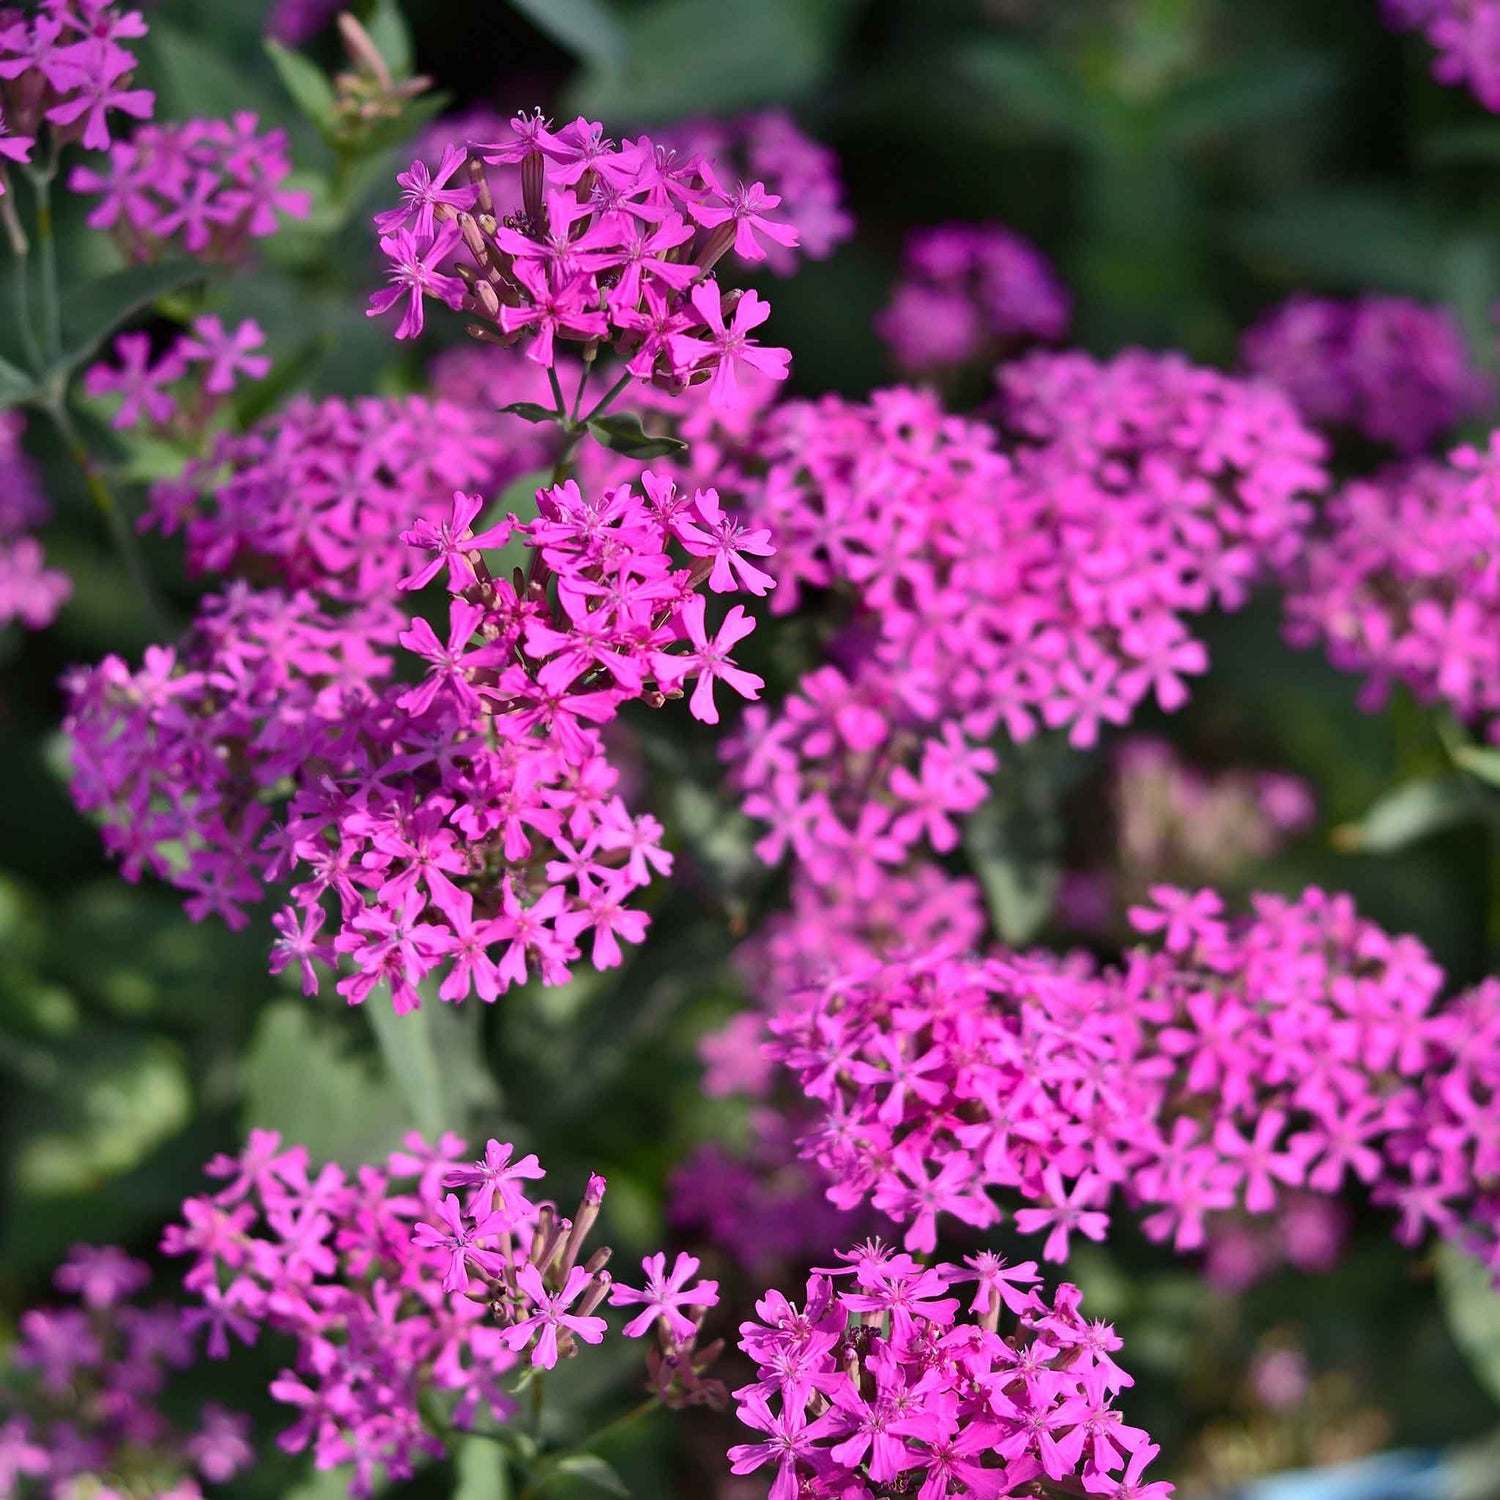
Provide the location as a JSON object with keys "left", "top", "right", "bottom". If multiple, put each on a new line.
{"left": 610, "top": 1251, "right": 719, "bottom": 1342}
{"left": 669, "top": 283, "right": 790, "bottom": 407}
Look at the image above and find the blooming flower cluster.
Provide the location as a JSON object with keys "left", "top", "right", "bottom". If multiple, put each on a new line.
{"left": 143, "top": 391, "right": 502, "bottom": 600}
{"left": 168, "top": 1129, "right": 722, "bottom": 1495}
{"left": 1284, "top": 448, "right": 1500, "bottom": 739}
{"left": 1241, "top": 293, "right": 1488, "bottom": 454}
{"left": 0, "top": 1244, "right": 252, "bottom": 1499}
{"left": 1381, "top": 0, "right": 1500, "bottom": 111}
{"left": 83, "top": 316, "right": 271, "bottom": 435}
{"left": 768, "top": 886, "right": 1500, "bottom": 1276}
{"left": 367, "top": 110, "right": 793, "bottom": 406}
{"left": 875, "top": 222, "right": 1070, "bottom": 375}
{"left": 0, "top": 413, "right": 69, "bottom": 632}
{"left": 69, "top": 112, "right": 310, "bottom": 262}
{"left": 728, "top": 1241, "right": 1170, "bottom": 1500}
{"left": 0, "top": 0, "right": 153, "bottom": 155}
{"left": 1058, "top": 736, "right": 1316, "bottom": 936}
{"left": 728, "top": 366, "right": 1325, "bottom": 905}
{"left": 657, "top": 109, "right": 853, "bottom": 276}
{"left": 67, "top": 464, "right": 773, "bottom": 1006}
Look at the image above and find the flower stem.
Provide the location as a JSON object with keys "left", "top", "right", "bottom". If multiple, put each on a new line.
{"left": 580, "top": 370, "right": 633, "bottom": 427}
{"left": 518, "top": 1398, "right": 659, "bottom": 1500}
{"left": 27, "top": 150, "right": 62, "bottom": 364}
{"left": 46, "top": 396, "right": 169, "bottom": 635}
{"left": 0, "top": 192, "right": 42, "bottom": 373}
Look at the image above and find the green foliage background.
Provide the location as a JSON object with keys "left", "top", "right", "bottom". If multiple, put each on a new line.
{"left": 4, "top": 0, "right": 1500, "bottom": 1495}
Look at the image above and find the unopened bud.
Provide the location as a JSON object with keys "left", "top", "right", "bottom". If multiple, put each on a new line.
{"left": 576, "top": 1267, "right": 613, "bottom": 1319}
{"left": 557, "top": 1173, "right": 607, "bottom": 1277}
{"left": 337, "top": 13, "right": 391, "bottom": 87}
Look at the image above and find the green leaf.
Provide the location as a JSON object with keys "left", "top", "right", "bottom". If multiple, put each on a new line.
{"left": 1159, "top": 53, "right": 1338, "bottom": 149}
{"left": 365, "top": 994, "right": 449, "bottom": 1141}
{"left": 500, "top": 400, "right": 564, "bottom": 424}
{"left": 952, "top": 39, "right": 1101, "bottom": 145}
{"left": 363, "top": 0, "right": 415, "bottom": 78}
{"left": 587, "top": 411, "right": 687, "bottom": 460}
{"left": 1437, "top": 1244, "right": 1500, "bottom": 1406}
{"left": 59, "top": 261, "right": 210, "bottom": 373}
{"left": 509, "top": 0, "right": 628, "bottom": 74}
{"left": 1331, "top": 777, "right": 1477, "bottom": 854}
{"left": 567, "top": 0, "right": 855, "bottom": 120}
{"left": 143, "top": 18, "right": 281, "bottom": 122}
{"left": 0, "top": 354, "right": 36, "bottom": 409}
{"left": 454, "top": 1435, "right": 512, "bottom": 1500}
{"left": 553, "top": 1454, "right": 631, "bottom": 1497}
{"left": 1454, "top": 741, "right": 1500, "bottom": 789}
{"left": 265, "top": 40, "right": 339, "bottom": 134}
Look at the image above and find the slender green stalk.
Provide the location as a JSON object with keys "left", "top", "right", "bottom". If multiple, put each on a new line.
{"left": 547, "top": 363, "right": 567, "bottom": 419}
{"left": 0, "top": 192, "right": 42, "bottom": 373}
{"left": 46, "top": 398, "right": 168, "bottom": 634}
{"left": 28, "top": 152, "right": 61, "bottom": 363}
{"left": 580, "top": 370, "right": 633, "bottom": 427}
{"left": 518, "top": 1399, "right": 659, "bottom": 1500}
{"left": 569, "top": 358, "right": 590, "bottom": 423}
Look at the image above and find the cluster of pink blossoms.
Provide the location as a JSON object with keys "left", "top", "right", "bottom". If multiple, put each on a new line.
{"left": 0, "top": 1245, "right": 251, "bottom": 1499}
{"left": 768, "top": 887, "right": 1500, "bottom": 1278}
{"left": 368, "top": 110, "right": 793, "bottom": 406}
{"left": 657, "top": 109, "right": 853, "bottom": 276}
{"left": 0, "top": 0, "right": 152, "bottom": 157}
{"left": 1381, "top": 0, "right": 1500, "bottom": 110}
{"left": 66, "top": 464, "right": 773, "bottom": 1006}
{"left": 168, "top": 1130, "right": 722, "bottom": 1496}
{"left": 729, "top": 1241, "right": 1169, "bottom": 1500}
{"left": 1, "top": 414, "right": 69, "bottom": 632}
{"left": 1241, "top": 293, "right": 1489, "bottom": 454}
{"left": 726, "top": 361, "right": 1325, "bottom": 907}
{"left": 69, "top": 112, "right": 310, "bottom": 262}
{"left": 875, "top": 222, "right": 1070, "bottom": 375}
{"left": 143, "top": 390, "right": 501, "bottom": 600}
{"left": 1284, "top": 446, "right": 1500, "bottom": 739}
{"left": 84, "top": 316, "right": 271, "bottom": 433}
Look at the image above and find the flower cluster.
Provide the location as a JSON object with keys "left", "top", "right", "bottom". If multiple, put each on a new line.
{"left": 69, "top": 112, "right": 310, "bottom": 262}
{"left": 67, "top": 468, "right": 772, "bottom": 1006}
{"left": 0, "top": 0, "right": 153, "bottom": 155}
{"left": 0, "top": 1244, "right": 251, "bottom": 1499}
{"left": 1058, "top": 736, "right": 1316, "bottom": 936}
{"left": 1, "top": 413, "right": 69, "bottom": 632}
{"left": 144, "top": 391, "right": 502, "bottom": 600}
{"left": 265, "top": 0, "right": 342, "bottom": 46}
{"left": 728, "top": 1242, "right": 1170, "bottom": 1500}
{"left": 1381, "top": 0, "right": 1500, "bottom": 111}
{"left": 168, "top": 1130, "right": 722, "bottom": 1496}
{"left": 83, "top": 316, "right": 271, "bottom": 435}
{"left": 657, "top": 109, "right": 853, "bottom": 276}
{"left": 1241, "top": 293, "right": 1488, "bottom": 454}
{"left": 769, "top": 887, "right": 1500, "bottom": 1275}
{"left": 875, "top": 222, "right": 1070, "bottom": 375}
{"left": 1284, "top": 449, "right": 1500, "bottom": 739}
{"left": 368, "top": 111, "right": 793, "bottom": 406}
{"left": 729, "top": 367, "right": 1325, "bottom": 900}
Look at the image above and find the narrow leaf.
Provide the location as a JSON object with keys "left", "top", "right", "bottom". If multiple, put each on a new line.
{"left": 1437, "top": 1244, "right": 1500, "bottom": 1406}
{"left": 0, "top": 355, "right": 36, "bottom": 409}
{"left": 365, "top": 995, "right": 447, "bottom": 1141}
{"left": 500, "top": 400, "right": 564, "bottom": 424}
{"left": 1331, "top": 777, "right": 1476, "bottom": 853}
{"left": 587, "top": 411, "right": 687, "bottom": 459}
{"left": 363, "top": 0, "right": 415, "bottom": 78}
{"left": 1455, "top": 742, "right": 1500, "bottom": 789}
{"left": 553, "top": 1453, "right": 631, "bottom": 1497}
{"left": 454, "top": 1435, "right": 512, "bottom": 1500}
{"left": 508, "top": 0, "right": 628, "bottom": 74}
{"left": 265, "top": 40, "right": 338, "bottom": 134}
{"left": 59, "top": 261, "right": 210, "bottom": 373}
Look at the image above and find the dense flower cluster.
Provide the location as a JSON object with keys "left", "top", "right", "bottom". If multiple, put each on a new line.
{"left": 1284, "top": 450, "right": 1500, "bottom": 739}
{"left": 729, "top": 367, "right": 1325, "bottom": 900}
{"left": 69, "top": 113, "right": 310, "bottom": 262}
{"left": 728, "top": 1243, "right": 1170, "bottom": 1500}
{"left": 169, "top": 1130, "right": 723, "bottom": 1496}
{"left": 769, "top": 887, "right": 1500, "bottom": 1275}
{"left": 1241, "top": 293, "right": 1488, "bottom": 454}
{"left": 0, "top": 413, "right": 69, "bottom": 631}
{"left": 0, "top": 0, "right": 153, "bottom": 154}
{"left": 0, "top": 1245, "right": 251, "bottom": 1499}
{"left": 658, "top": 110, "right": 853, "bottom": 276}
{"left": 144, "top": 391, "right": 502, "bottom": 600}
{"left": 368, "top": 110, "right": 793, "bottom": 406}
{"left": 875, "top": 222, "right": 1070, "bottom": 374}
{"left": 1381, "top": 0, "right": 1500, "bottom": 111}
{"left": 1058, "top": 736, "right": 1316, "bottom": 935}
{"left": 67, "top": 468, "right": 772, "bottom": 1006}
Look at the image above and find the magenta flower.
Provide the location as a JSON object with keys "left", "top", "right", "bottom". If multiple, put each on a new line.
{"left": 367, "top": 222, "right": 468, "bottom": 340}
{"left": 609, "top": 1251, "right": 720, "bottom": 1342}
{"left": 444, "top": 1137, "right": 545, "bottom": 1219}
{"left": 669, "top": 282, "right": 791, "bottom": 407}
{"left": 501, "top": 1263, "right": 608, "bottom": 1369}
{"left": 411, "top": 1191, "right": 510, "bottom": 1293}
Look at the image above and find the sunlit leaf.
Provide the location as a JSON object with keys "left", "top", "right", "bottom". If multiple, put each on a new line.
{"left": 508, "top": 0, "right": 628, "bottom": 74}
{"left": 59, "top": 261, "right": 211, "bottom": 374}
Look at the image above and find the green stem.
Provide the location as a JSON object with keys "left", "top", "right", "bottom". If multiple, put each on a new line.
{"left": 570, "top": 359, "right": 590, "bottom": 423}
{"left": 28, "top": 154, "right": 61, "bottom": 364}
{"left": 547, "top": 364, "right": 568, "bottom": 420}
{"left": 519, "top": 1399, "right": 659, "bottom": 1500}
{"left": 46, "top": 398, "right": 168, "bottom": 635}
{"left": 0, "top": 192, "right": 41, "bottom": 373}
{"left": 579, "top": 370, "right": 632, "bottom": 427}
